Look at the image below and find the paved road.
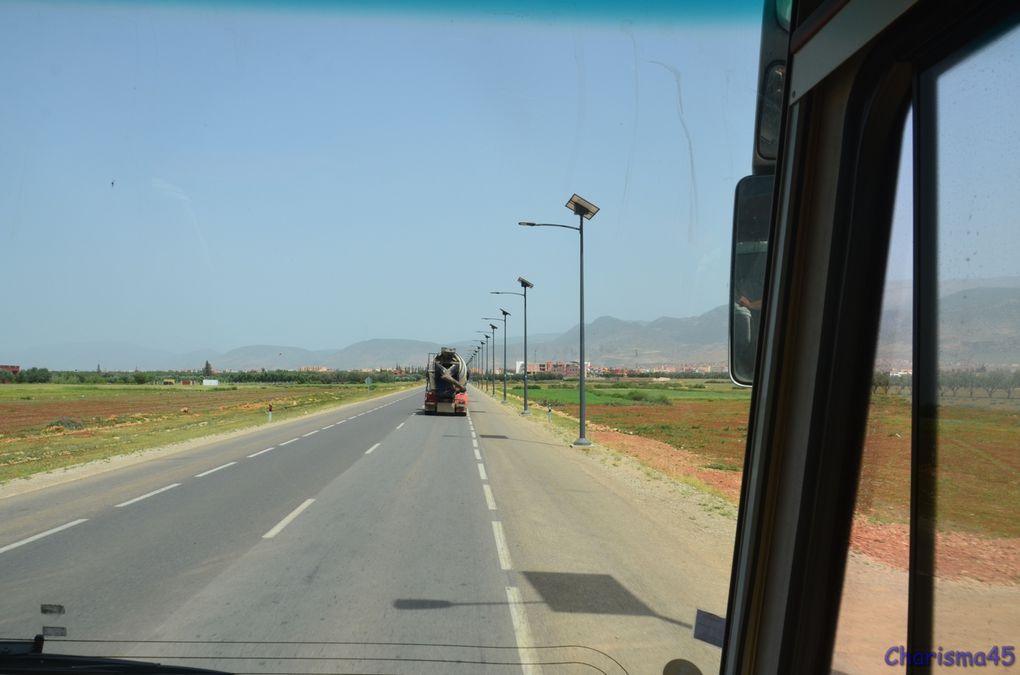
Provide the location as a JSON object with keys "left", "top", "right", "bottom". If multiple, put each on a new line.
{"left": 0, "top": 385, "right": 735, "bottom": 674}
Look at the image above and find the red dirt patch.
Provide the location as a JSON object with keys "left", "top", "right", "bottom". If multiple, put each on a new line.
{"left": 585, "top": 418, "right": 1018, "bottom": 584}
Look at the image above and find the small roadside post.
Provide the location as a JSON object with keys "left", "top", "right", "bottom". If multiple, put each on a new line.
{"left": 267, "top": 403, "right": 273, "bottom": 423}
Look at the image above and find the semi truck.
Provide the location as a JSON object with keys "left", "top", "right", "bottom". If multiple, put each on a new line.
{"left": 423, "top": 348, "right": 468, "bottom": 415}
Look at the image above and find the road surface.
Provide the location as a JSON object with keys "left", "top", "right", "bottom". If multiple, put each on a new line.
{"left": 0, "top": 385, "right": 736, "bottom": 674}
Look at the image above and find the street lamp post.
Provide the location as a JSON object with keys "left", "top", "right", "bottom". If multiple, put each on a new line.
{"left": 488, "top": 324, "right": 498, "bottom": 395}
{"left": 519, "top": 194, "right": 599, "bottom": 446}
{"left": 492, "top": 276, "right": 533, "bottom": 414}
{"left": 483, "top": 312, "right": 511, "bottom": 402}
{"left": 476, "top": 335, "right": 488, "bottom": 394}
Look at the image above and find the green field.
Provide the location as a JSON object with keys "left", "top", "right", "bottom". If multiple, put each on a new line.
{"left": 0, "top": 382, "right": 418, "bottom": 484}
{"left": 511, "top": 380, "right": 1019, "bottom": 539}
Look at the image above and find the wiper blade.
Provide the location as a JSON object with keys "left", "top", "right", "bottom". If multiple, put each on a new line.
{"left": 0, "top": 638, "right": 231, "bottom": 675}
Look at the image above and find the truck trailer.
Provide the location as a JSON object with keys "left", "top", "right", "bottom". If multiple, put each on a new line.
{"left": 423, "top": 348, "right": 468, "bottom": 415}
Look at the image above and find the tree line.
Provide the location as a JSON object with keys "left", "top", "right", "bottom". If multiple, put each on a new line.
{"left": 872, "top": 369, "right": 1020, "bottom": 398}
{"left": 0, "top": 368, "right": 423, "bottom": 385}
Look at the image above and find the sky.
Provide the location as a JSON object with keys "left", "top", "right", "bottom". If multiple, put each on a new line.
{"left": 4, "top": 2, "right": 1015, "bottom": 358}
{"left": 1, "top": 0, "right": 763, "bottom": 354}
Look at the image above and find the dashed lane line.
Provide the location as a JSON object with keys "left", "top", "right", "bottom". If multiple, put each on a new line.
{"left": 195, "top": 462, "right": 237, "bottom": 478}
{"left": 262, "top": 499, "right": 315, "bottom": 539}
{"left": 114, "top": 483, "right": 181, "bottom": 508}
{"left": 505, "top": 586, "right": 540, "bottom": 675}
{"left": 491, "top": 521, "right": 512, "bottom": 570}
{"left": 477, "top": 463, "right": 488, "bottom": 481}
{"left": 0, "top": 519, "right": 89, "bottom": 555}
{"left": 365, "top": 443, "right": 381, "bottom": 455}
{"left": 248, "top": 447, "right": 275, "bottom": 458}
{"left": 483, "top": 484, "right": 497, "bottom": 510}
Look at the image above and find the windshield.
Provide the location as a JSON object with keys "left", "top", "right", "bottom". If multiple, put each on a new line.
{"left": 0, "top": 1, "right": 761, "bottom": 673}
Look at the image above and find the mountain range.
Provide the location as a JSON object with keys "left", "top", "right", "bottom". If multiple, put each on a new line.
{"left": 7, "top": 281, "right": 1019, "bottom": 371}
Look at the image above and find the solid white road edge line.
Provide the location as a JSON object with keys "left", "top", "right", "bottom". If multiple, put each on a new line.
{"left": 262, "top": 498, "right": 315, "bottom": 539}
{"left": 365, "top": 442, "right": 381, "bottom": 454}
{"left": 477, "top": 463, "right": 488, "bottom": 481}
{"left": 483, "top": 484, "right": 497, "bottom": 510}
{"left": 195, "top": 462, "right": 237, "bottom": 478}
{"left": 491, "top": 521, "right": 512, "bottom": 570}
{"left": 505, "top": 586, "right": 540, "bottom": 675}
{"left": 248, "top": 447, "right": 275, "bottom": 458}
{"left": 114, "top": 483, "right": 181, "bottom": 508}
{"left": 0, "top": 519, "right": 89, "bottom": 554}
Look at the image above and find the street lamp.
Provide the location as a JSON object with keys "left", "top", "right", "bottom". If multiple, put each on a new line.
{"left": 483, "top": 312, "right": 511, "bottom": 402}
{"left": 491, "top": 324, "right": 500, "bottom": 395}
{"left": 492, "top": 276, "right": 533, "bottom": 414}
{"left": 519, "top": 193, "right": 598, "bottom": 446}
{"left": 476, "top": 334, "right": 488, "bottom": 393}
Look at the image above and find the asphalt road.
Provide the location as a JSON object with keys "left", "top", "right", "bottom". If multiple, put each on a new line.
{"left": 0, "top": 385, "right": 736, "bottom": 675}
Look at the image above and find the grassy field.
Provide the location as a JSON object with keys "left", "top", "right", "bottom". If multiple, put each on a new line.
{"left": 512, "top": 380, "right": 1019, "bottom": 539}
{"left": 0, "top": 381, "right": 418, "bottom": 484}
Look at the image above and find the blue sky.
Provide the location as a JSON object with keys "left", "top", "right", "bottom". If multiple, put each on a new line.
{"left": 4, "top": 0, "right": 759, "bottom": 353}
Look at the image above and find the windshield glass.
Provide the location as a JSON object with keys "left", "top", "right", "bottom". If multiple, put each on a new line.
{"left": 0, "top": 1, "right": 760, "bottom": 673}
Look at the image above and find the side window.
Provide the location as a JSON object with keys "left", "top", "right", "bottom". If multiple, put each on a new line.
{"left": 834, "top": 19, "right": 1020, "bottom": 673}
{"left": 926, "top": 22, "right": 1019, "bottom": 670}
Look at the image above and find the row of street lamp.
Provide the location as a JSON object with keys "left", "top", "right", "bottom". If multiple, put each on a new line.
{"left": 465, "top": 193, "right": 598, "bottom": 447}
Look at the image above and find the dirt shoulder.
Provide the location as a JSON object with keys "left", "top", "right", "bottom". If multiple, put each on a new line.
{"left": 519, "top": 401, "right": 1018, "bottom": 585}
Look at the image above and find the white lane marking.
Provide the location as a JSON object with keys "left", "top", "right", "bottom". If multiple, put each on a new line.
{"left": 506, "top": 586, "right": 539, "bottom": 675}
{"left": 280, "top": 438, "right": 299, "bottom": 446}
{"left": 115, "top": 483, "right": 181, "bottom": 508}
{"left": 477, "top": 463, "right": 488, "bottom": 481}
{"left": 471, "top": 431, "right": 477, "bottom": 439}
{"left": 472, "top": 438, "right": 479, "bottom": 448}
{"left": 474, "top": 448, "right": 482, "bottom": 461}
{"left": 365, "top": 442, "right": 381, "bottom": 454}
{"left": 483, "top": 484, "right": 497, "bottom": 510}
{"left": 322, "top": 424, "right": 335, "bottom": 429}
{"left": 262, "top": 498, "right": 315, "bottom": 539}
{"left": 336, "top": 420, "right": 346, "bottom": 425}
{"left": 0, "top": 519, "right": 89, "bottom": 554}
{"left": 195, "top": 462, "right": 237, "bottom": 478}
{"left": 348, "top": 416, "right": 357, "bottom": 421}
{"left": 302, "top": 430, "right": 319, "bottom": 437}
{"left": 492, "top": 521, "right": 512, "bottom": 570}
{"left": 247, "top": 447, "right": 275, "bottom": 458}
{"left": 395, "top": 422, "right": 405, "bottom": 430}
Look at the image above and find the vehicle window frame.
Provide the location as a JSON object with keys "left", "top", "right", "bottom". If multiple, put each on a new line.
{"left": 721, "top": 2, "right": 1018, "bottom": 673}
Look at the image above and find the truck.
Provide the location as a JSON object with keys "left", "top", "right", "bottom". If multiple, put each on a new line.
{"left": 423, "top": 348, "right": 468, "bottom": 415}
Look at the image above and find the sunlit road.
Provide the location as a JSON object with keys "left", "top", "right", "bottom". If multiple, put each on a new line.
{"left": 0, "top": 386, "right": 735, "bottom": 675}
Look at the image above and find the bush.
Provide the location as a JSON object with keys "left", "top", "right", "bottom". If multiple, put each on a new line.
{"left": 16, "top": 367, "right": 52, "bottom": 383}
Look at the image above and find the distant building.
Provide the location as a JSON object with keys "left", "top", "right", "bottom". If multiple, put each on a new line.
{"left": 0, "top": 365, "right": 20, "bottom": 376}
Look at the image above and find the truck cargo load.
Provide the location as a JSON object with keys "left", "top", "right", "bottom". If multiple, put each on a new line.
{"left": 424, "top": 348, "right": 468, "bottom": 415}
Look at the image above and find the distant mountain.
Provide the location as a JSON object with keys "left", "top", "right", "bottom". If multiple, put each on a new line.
{"left": 7, "top": 281, "right": 1017, "bottom": 371}
{"left": 530, "top": 307, "right": 728, "bottom": 367}
{"left": 323, "top": 339, "right": 445, "bottom": 370}
{"left": 876, "top": 286, "right": 1020, "bottom": 368}
{"left": 3, "top": 342, "right": 207, "bottom": 372}
{"left": 214, "top": 345, "right": 326, "bottom": 371}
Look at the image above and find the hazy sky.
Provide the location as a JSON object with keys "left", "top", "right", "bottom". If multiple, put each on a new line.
{"left": 0, "top": 0, "right": 764, "bottom": 353}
